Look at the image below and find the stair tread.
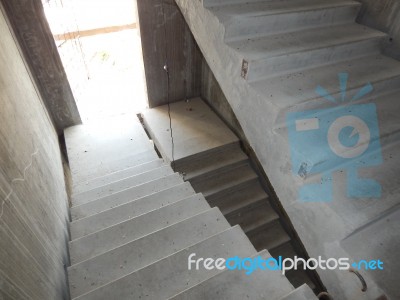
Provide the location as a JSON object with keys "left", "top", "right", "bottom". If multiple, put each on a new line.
{"left": 280, "top": 284, "right": 318, "bottom": 300}
{"left": 70, "top": 173, "right": 183, "bottom": 221}
{"left": 68, "top": 208, "right": 230, "bottom": 298}
{"left": 180, "top": 143, "right": 248, "bottom": 181}
{"left": 169, "top": 250, "right": 294, "bottom": 300}
{"left": 72, "top": 165, "right": 174, "bottom": 206}
{"left": 251, "top": 54, "right": 400, "bottom": 109}
{"left": 192, "top": 162, "right": 258, "bottom": 197}
{"left": 210, "top": 0, "right": 359, "bottom": 18}
{"left": 72, "top": 159, "right": 165, "bottom": 194}
{"left": 73, "top": 226, "right": 256, "bottom": 300}
{"left": 70, "top": 182, "right": 195, "bottom": 240}
{"left": 228, "top": 23, "right": 385, "bottom": 60}
{"left": 69, "top": 194, "right": 210, "bottom": 264}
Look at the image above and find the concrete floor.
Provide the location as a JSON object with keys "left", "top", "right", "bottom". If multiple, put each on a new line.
{"left": 142, "top": 98, "right": 238, "bottom": 163}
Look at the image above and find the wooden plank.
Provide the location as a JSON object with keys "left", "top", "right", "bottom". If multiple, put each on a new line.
{"left": 53, "top": 23, "right": 137, "bottom": 41}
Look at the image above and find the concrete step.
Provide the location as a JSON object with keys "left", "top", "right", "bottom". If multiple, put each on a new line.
{"left": 248, "top": 219, "right": 291, "bottom": 251}
{"left": 226, "top": 200, "right": 279, "bottom": 234}
{"left": 70, "top": 173, "right": 183, "bottom": 221}
{"left": 280, "top": 284, "right": 318, "bottom": 300}
{"left": 68, "top": 208, "right": 231, "bottom": 298}
{"left": 209, "top": 179, "right": 267, "bottom": 215}
{"left": 69, "top": 194, "right": 210, "bottom": 264}
{"left": 270, "top": 241, "right": 297, "bottom": 260}
{"left": 72, "top": 159, "right": 165, "bottom": 195}
{"left": 228, "top": 23, "right": 385, "bottom": 81}
{"left": 71, "top": 150, "right": 159, "bottom": 184}
{"left": 179, "top": 143, "right": 248, "bottom": 181}
{"left": 209, "top": 0, "right": 361, "bottom": 41}
{"left": 74, "top": 226, "right": 256, "bottom": 300}
{"left": 72, "top": 165, "right": 174, "bottom": 206}
{"left": 169, "top": 250, "right": 294, "bottom": 300}
{"left": 191, "top": 161, "right": 258, "bottom": 199}
{"left": 70, "top": 182, "right": 195, "bottom": 240}
{"left": 286, "top": 269, "right": 316, "bottom": 291}
{"left": 252, "top": 54, "right": 400, "bottom": 112}
{"left": 269, "top": 241, "right": 317, "bottom": 291}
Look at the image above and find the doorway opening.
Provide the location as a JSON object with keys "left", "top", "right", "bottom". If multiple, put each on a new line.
{"left": 42, "top": 0, "right": 148, "bottom": 123}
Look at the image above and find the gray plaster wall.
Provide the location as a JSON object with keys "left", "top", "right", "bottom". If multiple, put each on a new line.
{"left": 136, "top": 0, "right": 202, "bottom": 107}
{"left": 0, "top": 6, "right": 70, "bottom": 299}
{"left": 357, "top": 0, "right": 400, "bottom": 59}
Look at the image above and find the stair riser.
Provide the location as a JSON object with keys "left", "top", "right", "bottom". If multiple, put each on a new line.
{"left": 68, "top": 208, "right": 230, "bottom": 299}
{"left": 188, "top": 159, "right": 249, "bottom": 185}
{"left": 247, "top": 37, "right": 383, "bottom": 82}
{"left": 249, "top": 220, "right": 291, "bottom": 251}
{"left": 224, "top": 5, "right": 360, "bottom": 41}
{"left": 226, "top": 201, "right": 279, "bottom": 233}
{"left": 205, "top": 177, "right": 259, "bottom": 202}
{"left": 173, "top": 142, "right": 240, "bottom": 171}
{"left": 72, "top": 159, "right": 164, "bottom": 195}
{"left": 72, "top": 166, "right": 174, "bottom": 206}
{"left": 70, "top": 183, "right": 196, "bottom": 240}
{"left": 70, "top": 174, "right": 183, "bottom": 221}
{"left": 69, "top": 194, "right": 210, "bottom": 264}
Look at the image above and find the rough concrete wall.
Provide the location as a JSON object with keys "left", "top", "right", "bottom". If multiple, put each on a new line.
{"left": 0, "top": 7, "right": 70, "bottom": 300}
{"left": 136, "top": 0, "right": 202, "bottom": 107}
{"left": 357, "top": 0, "right": 400, "bottom": 59}
{"left": 201, "top": 58, "right": 248, "bottom": 143}
{"left": 1, "top": 0, "right": 81, "bottom": 135}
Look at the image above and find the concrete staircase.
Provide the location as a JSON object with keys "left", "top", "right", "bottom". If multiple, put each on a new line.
{"left": 169, "top": 0, "right": 400, "bottom": 298}
{"left": 143, "top": 98, "right": 319, "bottom": 291}
{"left": 65, "top": 117, "right": 319, "bottom": 299}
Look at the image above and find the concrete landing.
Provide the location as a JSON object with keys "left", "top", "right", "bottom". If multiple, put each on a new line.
{"left": 142, "top": 98, "right": 238, "bottom": 164}
{"left": 65, "top": 115, "right": 158, "bottom": 184}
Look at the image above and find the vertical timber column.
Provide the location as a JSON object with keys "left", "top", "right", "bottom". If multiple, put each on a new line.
{"left": 136, "top": 0, "right": 202, "bottom": 107}
{"left": 1, "top": 0, "right": 81, "bottom": 134}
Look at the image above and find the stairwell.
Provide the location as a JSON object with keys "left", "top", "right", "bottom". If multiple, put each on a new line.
{"left": 65, "top": 116, "right": 318, "bottom": 299}
{"left": 165, "top": 0, "right": 400, "bottom": 299}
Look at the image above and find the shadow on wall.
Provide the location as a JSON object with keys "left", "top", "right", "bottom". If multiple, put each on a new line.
{"left": 357, "top": 0, "right": 400, "bottom": 60}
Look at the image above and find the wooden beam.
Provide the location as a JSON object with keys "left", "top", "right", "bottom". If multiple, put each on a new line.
{"left": 53, "top": 23, "right": 137, "bottom": 41}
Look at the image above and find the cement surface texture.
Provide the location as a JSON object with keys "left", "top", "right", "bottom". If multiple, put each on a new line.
{"left": 174, "top": 0, "right": 400, "bottom": 298}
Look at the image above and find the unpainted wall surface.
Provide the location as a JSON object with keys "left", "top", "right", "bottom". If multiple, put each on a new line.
{"left": 136, "top": 0, "right": 202, "bottom": 107}
{"left": 1, "top": 0, "right": 81, "bottom": 134}
{"left": 357, "top": 0, "right": 400, "bottom": 59}
{"left": 201, "top": 58, "right": 248, "bottom": 143}
{"left": 0, "top": 6, "right": 70, "bottom": 299}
